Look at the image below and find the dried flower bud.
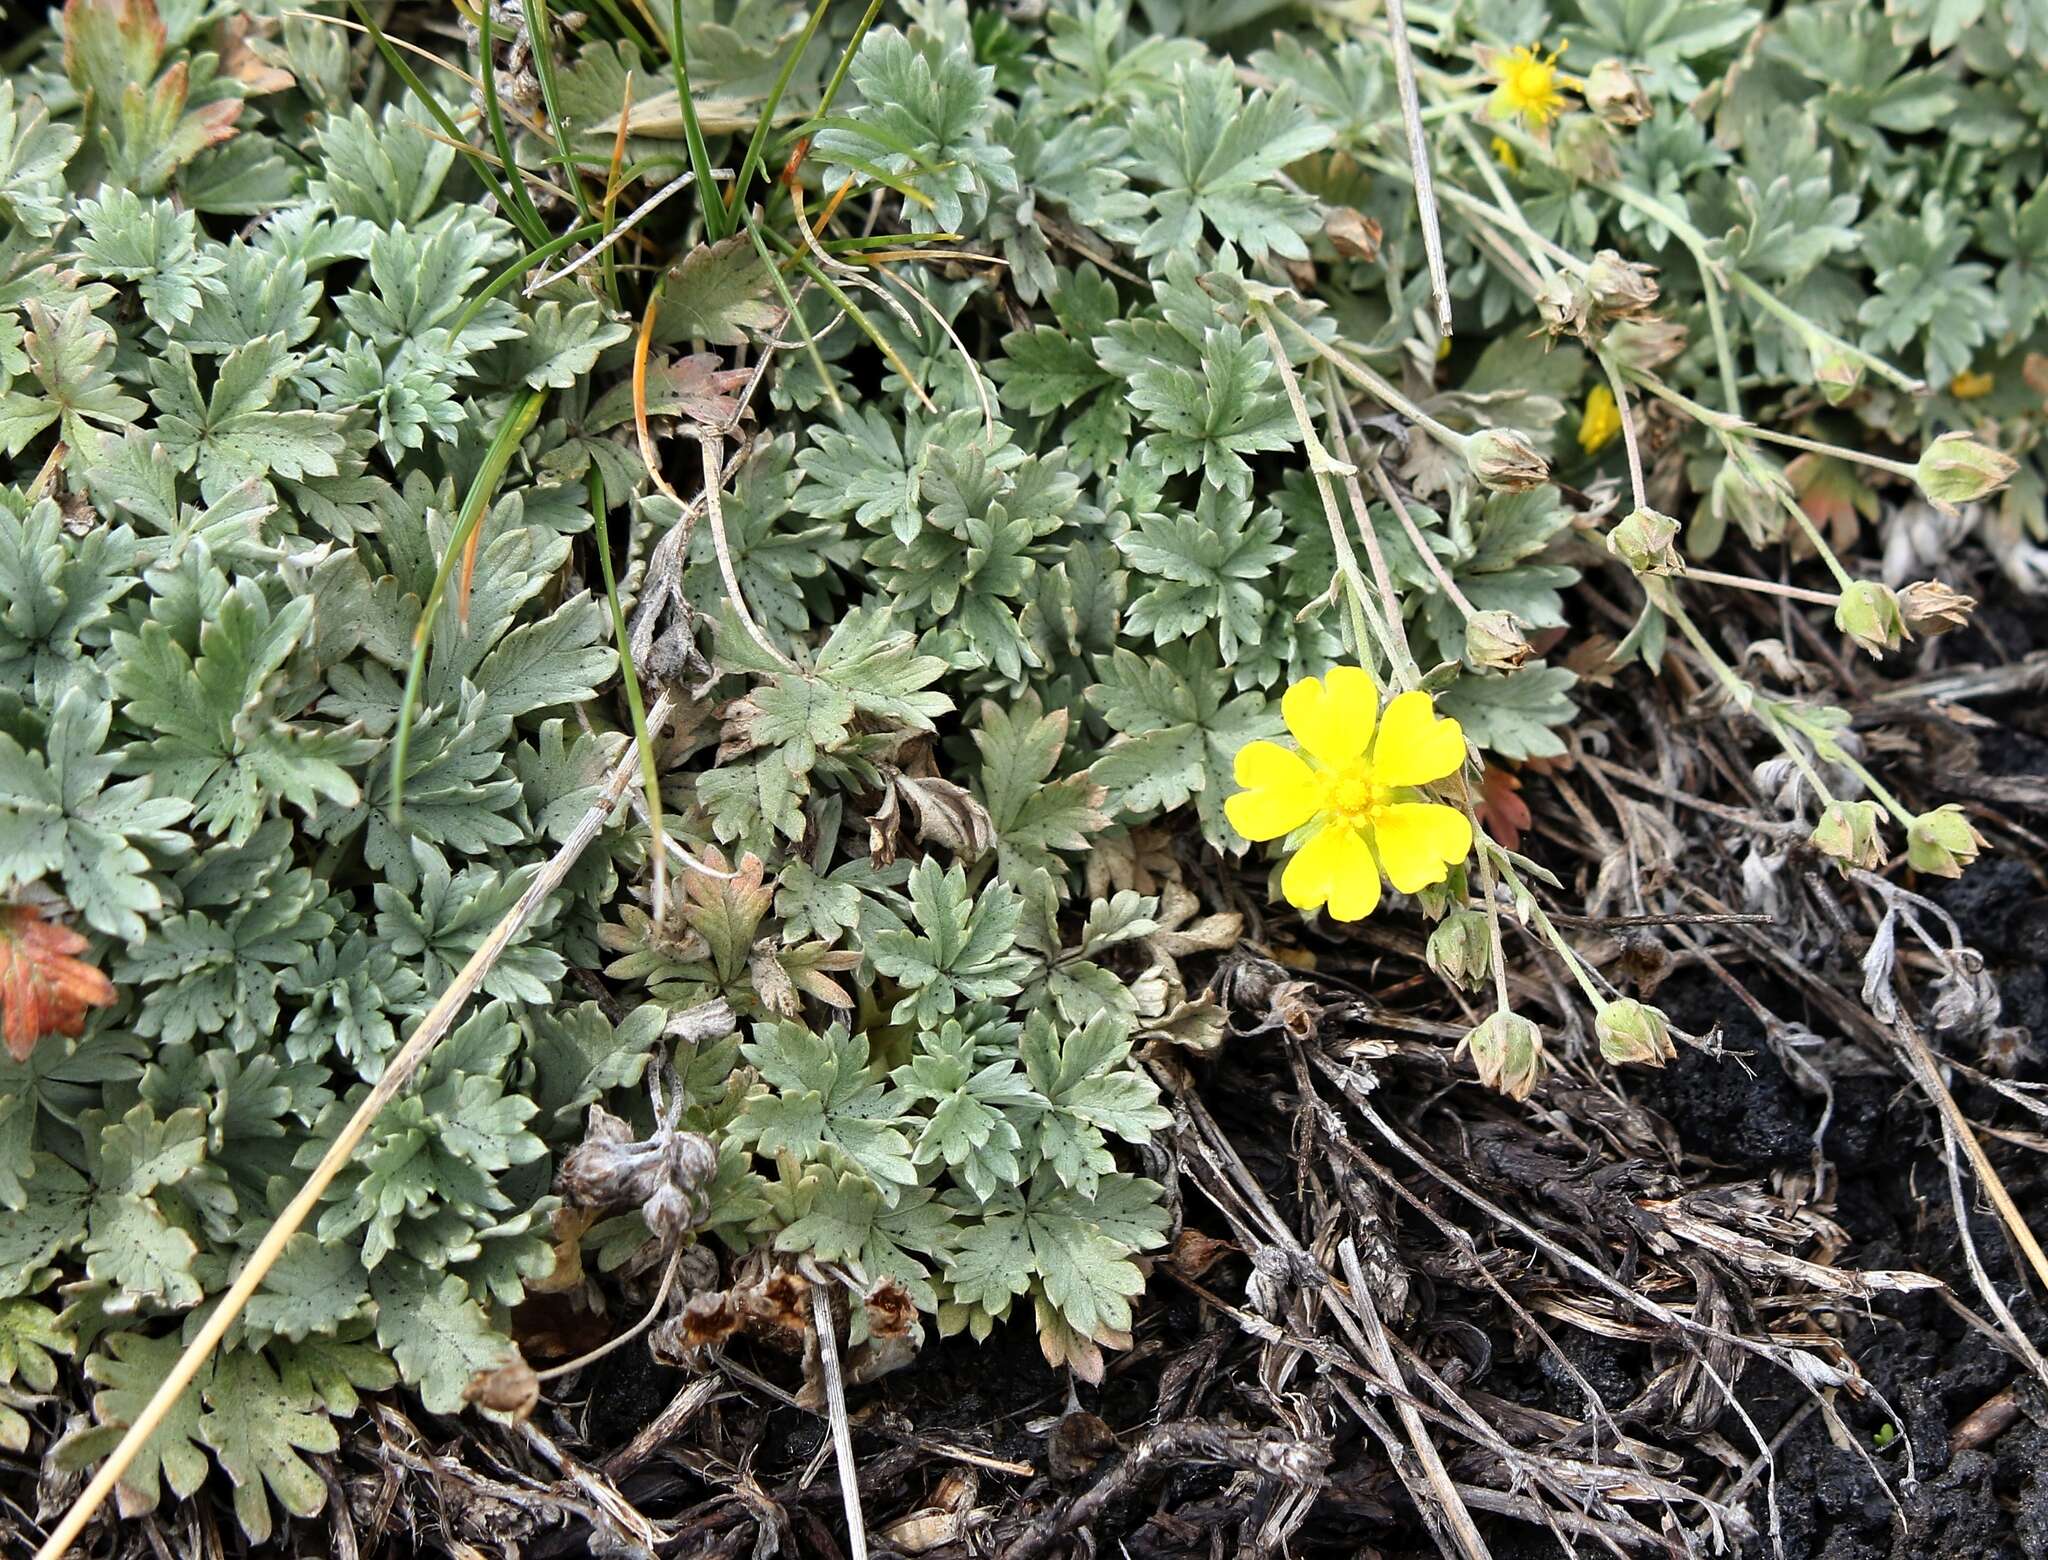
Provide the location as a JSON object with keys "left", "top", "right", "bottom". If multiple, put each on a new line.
{"left": 1898, "top": 579, "right": 1975, "bottom": 635}
{"left": 556, "top": 1103, "right": 720, "bottom": 1244}
{"left": 465, "top": 1357, "right": 540, "bottom": 1420}
{"left": 1323, "top": 207, "right": 1382, "bottom": 261}
{"left": 1605, "top": 316, "right": 1688, "bottom": 372}
{"left": 1427, "top": 909, "right": 1495, "bottom": 993}
{"left": 1583, "top": 59, "right": 1650, "bottom": 126}
{"left": 1913, "top": 432, "right": 2018, "bottom": 516}
{"left": 1906, "top": 805, "right": 1985, "bottom": 878}
{"left": 1606, "top": 506, "right": 1684, "bottom": 576}
{"left": 1463, "top": 1011, "right": 1545, "bottom": 1100}
{"left": 1554, "top": 116, "right": 1620, "bottom": 182}
{"left": 1535, "top": 271, "right": 1593, "bottom": 339}
{"left": 1465, "top": 428, "right": 1550, "bottom": 492}
{"left": 1465, "top": 609, "right": 1534, "bottom": 670}
{"left": 1584, "top": 250, "right": 1659, "bottom": 318}
{"left": 1811, "top": 798, "right": 1886, "bottom": 873}
{"left": 1833, "top": 579, "right": 1909, "bottom": 658}
{"left": 1594, "top": 998, "right": 1677, "bottom": 1067}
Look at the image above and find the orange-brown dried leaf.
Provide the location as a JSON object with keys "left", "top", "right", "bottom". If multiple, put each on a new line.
{"left": 1789, "top": 452, "right": 1879, "bottom": 553}
{"left": 0, "top": 904, "right": 116, "bottom": 1062}
{"left": 1476, "top": 765, "right": 1533, "bottom": 853}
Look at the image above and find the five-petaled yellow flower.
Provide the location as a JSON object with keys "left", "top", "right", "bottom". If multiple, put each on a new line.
{"left": 1490, "top": 44, "right": 1574, "bottom": 129}
{"left": 1578, "top": 383, "right": 1621, "bottom": 455}
{"left": 1226, "top": 667, "right": 1474, "bottom": 921}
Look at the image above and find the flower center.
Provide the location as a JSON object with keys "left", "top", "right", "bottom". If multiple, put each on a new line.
{"left": 1321, "top": 762, "right": 1385, "bottom": 830}
{"left": 1507, "top": 59, "right": 1556, "bottom": 107}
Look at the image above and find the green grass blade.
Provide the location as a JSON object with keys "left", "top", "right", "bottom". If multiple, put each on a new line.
{"left": 724, "top": 0, "right": 835, "bottom": 223}
{"left": 390, "top": 389, "right": 549, "bottom": 819}
{"left": 666, "top": 0, "right": 729, "bottom": 240}
{"left": 522, "top": 0, "right": 602, "bottom": 243}
{"left": 739, "top": 207, "right": 840, "bottom": 413}
{"left": 588, "top": 467, "right": 668, "bottom": 916}
{"left": 478, "top": 5, "right": 550, "bottom": 241}
{"left": 452, "top": 220, "right": 606, "bottom": 341}
{"left": 345, "top": 0, "right": 551, "bottom": 251}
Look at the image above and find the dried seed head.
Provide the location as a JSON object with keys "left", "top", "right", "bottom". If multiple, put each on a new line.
{"left": 1606, "top": 316, "right": 1688, "bottom": 371}
{"left": 1465, "top": 609, "right": 1534, "bottom": 670}
{"left": 1594, "top": 998, "right": 1677, "bottom": 1067}
{"left": 1323, "top": 207, "right": 1382, "bottom": 260}
{"left": 1606, "top": 506, "right": 1684, "bottom": 576}
{"left": 1535, "top": 271, "right": 1593, "bottom": 339}
{"left": 1583, "top": 60, "right": 1651, "bottom": 126}
{"left": 1584, "top": 250, "right": 1660, "bottom": 317}
{"left": 1914, "top": 432, "right": 2018, "bottom": 515}
{"left": 1833, "top": 579, "right": 1910, "bottom": 658}
{"left": 556, "top": 1102, "right": 720, "bottom": 1246}
{"left": 1426, "top": 909, "right": 1495, "bottom": 993}
{"left": 1811, "top": 799, "right": 1887, "bottom": 873}
{"left": 1898, "top": 579, "right": 1975, "bottom": 635}
{"left": 1906, "top": 804, "right": 1985, "bottom": 878}
{"left": 1465, "top": 428, "right": 1550, "bottom": 492}
{"left": 1463, "top": 1011, "right": 1545, "bottom": 1100}
{"left": 1554, "top": 116, "right": 1620, "bottom": 182}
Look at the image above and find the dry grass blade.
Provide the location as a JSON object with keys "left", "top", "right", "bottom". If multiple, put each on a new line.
{"left": 1383, "top": 0, "right": 1453, "bottom": 336}
{"left": 33, "top": 691, "right": 677, "bottom": 1560}
{"left": 811, "top": 1280, "right": 870, "bottom": 1560}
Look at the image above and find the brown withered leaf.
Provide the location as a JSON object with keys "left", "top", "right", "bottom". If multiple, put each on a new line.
{"left": 1476, "top": 765, "right": 1532, "bottom": 853}
{"left": 1, "top": 903, "right": 116, "bottom": 1062}
{"left": 465, "top": 1357, "right": 540, "bottom": 1420}
{"left": 217, "top": 15, "right": 295, "bottom": 95}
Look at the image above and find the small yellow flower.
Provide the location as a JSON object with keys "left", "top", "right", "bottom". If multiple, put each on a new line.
{"left": 1225, "top": 667, "right": 1473, "bottom": 921}
{"left": 1489, "top": 44, "right": 1574, "bottom": 129}
{"left": 1949, "top": 369, "right": 1995, "bottom": 399}
{"left": 1578, "top": 383, "right": 1621, "bottom": 455}
{"left": 1490, "top": 135, "right": 1519, "bottom": 172}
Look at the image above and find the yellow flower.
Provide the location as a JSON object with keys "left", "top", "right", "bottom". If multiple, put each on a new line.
{"left": 1225, "top": 667, "right": 1473, "bottom": 921}
{"left": 1489, "top": 44, "right": 1574, "bottom": 129}
{"left": 1578, "top": 383, "right": 1621, "bottom": 455}
{"left": 1490, "top": 135, "right": 1519, "bottom": 171}
{"left": 1949, "top": 369, "right": 1995, "bottom": 399}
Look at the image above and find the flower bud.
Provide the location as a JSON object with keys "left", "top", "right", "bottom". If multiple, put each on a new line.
{"left": 1554, "top": 116, "right": 1620, "bottom": 182}
{"left": 1811, "top": 799, "right": 1886, "bottom": 873}
{"left": 1585, "top": 250, "right": 1659, "bottom": 318}
{"left": 1708, "top": 445, "right": 1789, "bottom": 549}
{"left": 1833, "top": 579, "right": 1909, "bottom": 658}
{"left": 1466, "top": 608, "right": 1533, "bottom": 670}
{"left": 1605, "top": 316, "right": 1688, "bottom": 372}
{"left": 1810, "top": 340, "right": 1864, "bottom": 406}
{"left": 1913, "top": 432, "right": 2018, "bottom": 516}
{"left": 1427, "top": 909, "right": 1495, "bottom": 993}
{"left": 1606, "top": 506, "right": 1684, "bottom": 576}
{"left": 1583, "top": 59, "right": 1650, "bottom": 126}
{"left": 1595, "top": 998, "right": 1677, "bottom": 1067}
{"left": 1463, "top": 1011, "right": 1545, "bottom": 1100}
{"left": 1898, "top": 579, "right": 1975, "bottom": 635}
{"left": 1906, "top": 805, "right": 1985, "bottom": 878}
{"left": 1465, "top": 428, "right": 1549, "bottom": 492}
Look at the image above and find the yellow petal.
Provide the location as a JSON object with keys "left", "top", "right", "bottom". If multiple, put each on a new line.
{"left": 1282, "top": 665, "right": 1377, "bottom": 766}
{"left": 1281, "top": 823, "right": 1381, "bottom": 920}
{"left": 1372, "top": 802, "right": 1474, "bottom": 893}
{"left": 1225, "top": 741, "right": 1319, "bottom": 842}
{"left": 1371, "top": 690, "right": 1468, "bottom": 787}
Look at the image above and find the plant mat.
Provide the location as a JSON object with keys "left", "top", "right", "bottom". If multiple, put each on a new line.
{"left": 59, "top": 580, "right": 2042, "bottom": 1560}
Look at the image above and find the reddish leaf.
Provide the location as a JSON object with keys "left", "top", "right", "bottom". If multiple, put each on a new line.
{"left": 1476, "top": 765, "right": 1532, "bottom": 853}
{"left": 0, "top": 903, "right": 116, "bottom": 1062}
{"left": 1788, "top": 452, "right": 1879, "bottom": 553}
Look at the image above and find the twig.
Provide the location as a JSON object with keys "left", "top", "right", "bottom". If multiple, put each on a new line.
{"left": 810, "top": 1281, "right": 870, "bottom": 1560}
{"left": 35, "top": 691, "right": 678, "bottom": 1560}
{"left": 1384, "top": 0, "right": 1453, "bottom": 335}
{"left": 534, "top": 1246, "right": 684, "bottom": 1382}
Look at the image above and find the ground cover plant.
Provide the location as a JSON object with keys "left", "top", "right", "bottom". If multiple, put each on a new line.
{"left": 1, "top": 0, "right": 2045, "bottom": 1554}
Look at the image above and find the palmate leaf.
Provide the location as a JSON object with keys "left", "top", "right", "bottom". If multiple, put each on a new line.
{"left": 735, "top": 1020, "right": 916, "bottom": 1196}
{"left": 0, "top": 689, "right": 190, "bottom": 942}
{"left": 1126, "top": 60, "right": 1331, "bottom": 264}
{"left": 0, "top": 82, "right": 79, "bottom": 238}
{"left": 771, "top": 1166, "right": 956, "bottom": 1312}
{"left": 868, "top": 859, "right": 1035, "bottom": 1026}
{"left": 0, "top": 297, "right": 147, "bottom": 468}
{"left": 147, "top": 335, "right": 348, "bottom": 501}
{"left": 970, "top": 693, "right": 1108, "bottom": 890}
